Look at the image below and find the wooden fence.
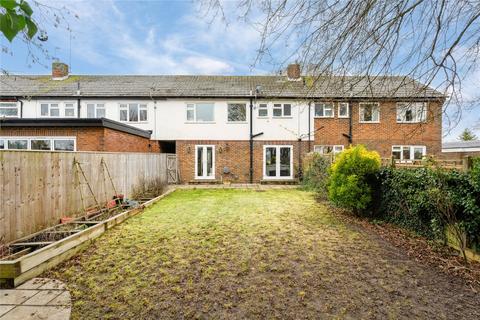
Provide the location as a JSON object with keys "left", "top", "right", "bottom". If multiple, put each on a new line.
{"left": 380, "top": 157, "right": 471, "bottom": 171}
{"left": 0, "top": 151, "right": 177, "bottom": 243}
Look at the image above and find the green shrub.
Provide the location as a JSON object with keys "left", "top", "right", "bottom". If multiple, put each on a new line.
{"left": 376, "top": 166, "right": 480, "bottom": 249}
{"left": 328, "top": 145, "right": 381, "bottom": 212}
{"left": 301, "top": 152, "right": 331, "bottom": 198}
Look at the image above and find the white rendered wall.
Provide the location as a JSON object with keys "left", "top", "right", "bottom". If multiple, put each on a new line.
{"left": 19, "top": 98, "right": 314, "bottom": 141}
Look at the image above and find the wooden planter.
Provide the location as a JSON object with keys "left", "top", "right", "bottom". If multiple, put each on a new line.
{"left": 0, "top": 188, "right": 176, "bottom": 288}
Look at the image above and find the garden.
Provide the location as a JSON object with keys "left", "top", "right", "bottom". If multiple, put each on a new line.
{"left": 46, "top": 188, "right": 479, "bottom": 319}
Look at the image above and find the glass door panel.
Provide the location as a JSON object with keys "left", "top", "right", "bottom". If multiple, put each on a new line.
{"left": 279, "top": 147, "right": 291, "bottom": 177}
{"left": 265, "top": 147, "right": 277, "bottom": 177}
{"left": 195, "top": 145, "right": 215, "bottom": 179}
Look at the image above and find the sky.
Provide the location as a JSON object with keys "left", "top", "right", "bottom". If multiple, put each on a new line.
{"left": 1, "top": 0, "right": 479, "bottom": 141}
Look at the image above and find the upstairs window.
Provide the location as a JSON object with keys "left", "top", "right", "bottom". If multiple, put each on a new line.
{"left": 227, "top": 103, "right": 246, "bottom": 122}
{"left": 392, "top": 145, "right": 426, "bottom": 162}
{"left": 186, "top": 103, "right": 215, "bottom": 122}
{"left": 0, "top": 102, "right": 19, "bottom": 118}
{"left": 359, "top": 103, "right": 380, "bottom": 122}
{"left": 119, "top": 103, "right": 147, "bottom": 122}
{"left": 338, "top": 102, "right": 349, "bottom": 118}
{"left": 40, "top": 102, "right": 76, "bottom": 118}
{"left": 273, "top": 103, "right": 292, "bottom": 117}
{"left": 258, "top": 103, "right": 268, "bottom": 117}
{"left": 87, "top": 103, "right": 106, "bottom": 118}
{"left": 313, "top": 145, "right": 344, "bottom": 155}
{"left": 396, "top": 102, "right": 427, "bottom": 123}
{"left": 314, "top": 103, "right": 334, "bottom": 118}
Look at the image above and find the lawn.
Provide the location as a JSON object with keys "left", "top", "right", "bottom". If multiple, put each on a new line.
{"left": 48, "top": 189, "right": 479, "bottom": 319}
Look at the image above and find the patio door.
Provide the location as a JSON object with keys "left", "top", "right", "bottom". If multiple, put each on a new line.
{"left": 263, "top": 145, "right": 293, "bottom": 179}
{"left": 195, "top": 145, "right": 215, "bottom": 179}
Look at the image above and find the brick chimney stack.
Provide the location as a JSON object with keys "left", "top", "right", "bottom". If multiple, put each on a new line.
{"left": 286, "top": 63, "right": 301, "bottom": 80}
{"left": 52, "top": 62, "right": 69, "bottom": 80}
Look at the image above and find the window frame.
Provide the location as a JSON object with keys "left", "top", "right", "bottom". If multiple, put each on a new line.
{"left": 391, "top": 145, "right": 426, "bottom": 163}
{"left": 313, "top": 145, "right": 344, "bottom": 155}
{"left": 185, "top": 102, "right": 215, "bottom": 123}
{"left": 227, "top": 103, "right": 247, "bottom": 123}
{"left": 396, "top": 102, "right": 428, "bottom": 123}
{"left": 338, "top": 102, "right": 349, "bottom": 118}
{"left": 359, "top": 102, "right": 380, "bottom": 123}
{"left": 39, "top": 101, "right": 77, "bottom": 118}
{"left": 87, "top": 103, "right": 106, "bottom": 119}
{"left": 258, "top": 103, "right": 268, "bottom": 118}
{"left": 314, "top": 102, "right": 335, "bottom": 118}
{"left": 119, "top": 103, "right": 148, "bottom": 123}
{"left": 0, "top": 136, "right": 76, "bottom": 152}
{"left": 272, "top": 103, "right": 293, "bottom": 118}
{"left": 0, "top": 102, "right": 19, "bottom": 118}
{"left": 194, "top": 145, "right": 216, "bottom": 179}
{"left": 263, "top": 145, "right": 294, "bottom": 180}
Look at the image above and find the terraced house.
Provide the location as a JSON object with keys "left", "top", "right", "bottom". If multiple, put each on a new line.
{"left": 0, "top": 63, "right": 444, "bottom": 183}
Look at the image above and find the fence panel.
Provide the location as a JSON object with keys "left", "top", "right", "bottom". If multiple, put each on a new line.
{"left": 0, "top": 151, "right": 176, "bottom": 243}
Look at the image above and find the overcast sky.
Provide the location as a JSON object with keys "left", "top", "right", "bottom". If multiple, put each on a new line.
{"left": 1, "top": 0, "right": 478, "bottom": 141}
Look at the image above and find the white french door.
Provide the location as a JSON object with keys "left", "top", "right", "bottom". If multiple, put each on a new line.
{"left": 195, "top": 145, "right": 215, "bottom": 179}
{"left": 263, "top": 145, "right": 293, "bottom": 179}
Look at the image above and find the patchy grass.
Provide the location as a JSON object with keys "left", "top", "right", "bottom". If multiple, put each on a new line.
{"left": 47, "top": 189, "right": 479, "bottom": 319}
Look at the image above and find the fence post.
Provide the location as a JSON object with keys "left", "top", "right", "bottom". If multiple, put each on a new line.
{"left": 390, "top": 156, "right": 396, "bottom": 168}
{"left": 462, "top": 156, "right": 472, "bottom": 172}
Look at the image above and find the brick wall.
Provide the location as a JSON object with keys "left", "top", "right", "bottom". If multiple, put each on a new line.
{"left": 0, "top": 127, "right": 159, "bottom": 153}
{"left": 314, "top": 100, "right": 443, "bottom": 157}
{"left": 176, "top": 140, "right": 309, "bottom": 183}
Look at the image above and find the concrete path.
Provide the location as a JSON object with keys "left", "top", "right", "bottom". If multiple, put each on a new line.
{"left": 0, "top": 278, "right": 70, "bottom": 320}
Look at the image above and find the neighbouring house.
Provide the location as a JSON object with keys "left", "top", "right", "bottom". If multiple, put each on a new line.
{"left": 442, "top": 140, "right": 480, "bottom": 159}
{"left": 0, "top": 62, "right": 444, "bottom": 183}
{"left": 0, "top": 118, "right": 159, "bottom": 153}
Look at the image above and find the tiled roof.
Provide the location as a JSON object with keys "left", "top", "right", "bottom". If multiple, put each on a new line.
{"left": 442, "top": 140, "right": 480, "bottom": 149}
{"left": 0, "top": 74, "right": 444, "bottom": 99}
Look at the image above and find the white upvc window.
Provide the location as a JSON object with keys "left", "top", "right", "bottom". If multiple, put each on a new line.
{"left": 87, "top": 103, "right": 106, "bottom": 118}
{"left": 392, "top": 145, "right": 426, "bottom": 162}
{"left": 119, "top": 103, "right": 147, "bottom": 122}
{"left": 195, "top": 145, "right": 215, "bottom": 179}
{"left": 314, "top": 102, "right": 334, "bottom": 118}
{"left": 186, "top": 103, "right": 215, "bottom": 122}
{"left": 227, "top": 103, "right": 247, "bottom": 122}
{"left": 263, "top": 145, "right": 293, "bottom": 179}
{"left": 272, "top": 103, "right": 292, "bottom": 117}
{"left": 359, "top": 102, "right": 380, "bottom": 123}
{"left": 0, "top": 136, "right": 76, "bottom": 151}
{"left": 313, "top": 145, "right": 344, "bottom": 155}
{"left": 40, "top": 102, "right": 76, "bottom": 118}
{"left": 396, "top": 102, "right": 427, "bottom": 123}
{"left": 0, "top": 102, "right": 19, "bottom": 118}
{"left": 338, "top": 102, "right": 349, "bottom": 118}
{"left": 258, "top": 103, "right": 268, "bottom": 117}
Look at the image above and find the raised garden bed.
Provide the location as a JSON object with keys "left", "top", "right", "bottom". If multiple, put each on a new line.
{"left": 0, "top": 188, "right": 176, "bottom": 288}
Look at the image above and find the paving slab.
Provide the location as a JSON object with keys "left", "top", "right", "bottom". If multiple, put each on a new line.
{"left": 0, "top": 278, "right": 70, "bottom": 320}
{"left": 0, "top": 290, "right": 38, "bottom": 305}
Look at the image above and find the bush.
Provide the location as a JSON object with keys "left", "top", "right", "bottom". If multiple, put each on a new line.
{"left": 376, "top": 166, "right": 480, "bottom": 249}
{"left": 328, "top": 145, "right": 381, "bottom": 212}
{"left": 301, "top": 152, "right": 331, "bottom": 198}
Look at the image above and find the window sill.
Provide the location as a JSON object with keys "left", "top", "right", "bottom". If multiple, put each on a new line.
{"left": 396, "top": 121, "right": 427, "bottom": 124}
{"left": 257, "top": 116, "right": 269, "bottom": 119}
{"left": 314, "top": 116, "right": 335, "bottom": 119}
{"left": 226, "top": 121, "right": 248, "bottom": 124}
{"left": 359, "top": 121, "right": 380, "bottom": 124}
{"left": 185, "top": 121, "right": 216, "bottom": 124}
{"left": 338, "top": 116, "right": 350, "bottom": 119}
{"left": 272, "top": 116, "right": 293, "bottom": 119}
{"left": 119, "top": 121, "right": 149, "bottom": 124}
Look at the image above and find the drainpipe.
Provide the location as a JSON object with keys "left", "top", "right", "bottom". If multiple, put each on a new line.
{"left": 307, "top": 101, "right": 311, "bottom": 152}
{"left": 249, "top": 94, "right": 254, "bottom": 183}
{"left": 77, "top": 98, "right": 81, "bottom": 118}
{"left": 348, "top": 101, "right": 353, "bottom": 144}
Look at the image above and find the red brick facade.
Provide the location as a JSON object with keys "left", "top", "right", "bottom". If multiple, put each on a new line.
{"left": 176, "top": 140, "right": 310, "bottom": 183}
{"left": 314, "top": 100, "right": 443, "bottom": 157}
{"left": 0, "top": 127, "right": 160, "bottom": 153}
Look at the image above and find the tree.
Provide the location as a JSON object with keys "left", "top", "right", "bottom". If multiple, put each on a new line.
{"left": 200, "top": 0, "right": 480, "bottom": 129}
{"left": 0, "top": 0, "right": 37, "bottom": 41}
{"left": 458, "top": 128, "right": 478, "bottom": 141}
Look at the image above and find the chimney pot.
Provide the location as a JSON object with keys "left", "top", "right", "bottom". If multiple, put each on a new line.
{"left": 286, "top": 63, "right": 301, "bottom": 80}
{"left": 52, "top": 62, "right": 69, "bottom": 80}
